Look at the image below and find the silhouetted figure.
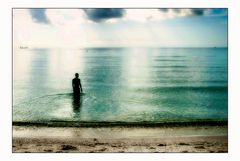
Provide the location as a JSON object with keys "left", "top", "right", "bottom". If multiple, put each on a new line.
{"left": 72, "top": 73, "right": 83, "bottom": 102}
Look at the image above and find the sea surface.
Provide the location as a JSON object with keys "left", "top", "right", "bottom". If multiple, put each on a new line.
{"left": 13, "top": 48, "right": 228, "bottom": 123}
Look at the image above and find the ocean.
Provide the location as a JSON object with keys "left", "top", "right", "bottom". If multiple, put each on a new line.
{"left": 13, "top": 47, "right": 228, "bottom": 124}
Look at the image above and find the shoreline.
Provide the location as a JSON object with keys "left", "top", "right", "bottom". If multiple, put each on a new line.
{"left": 13, "top": 125, "right": 228, "bottom": 153}
{"left": 12, "top": 120, "right": 228, "bottom": 128}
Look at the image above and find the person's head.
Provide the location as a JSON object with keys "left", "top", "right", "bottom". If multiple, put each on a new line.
{"left": 75, "top": 73, "right": 79, "bottom": 78}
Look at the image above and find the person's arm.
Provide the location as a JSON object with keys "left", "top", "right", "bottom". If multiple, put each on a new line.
{"left": 72, "top": 79, "right": 74, "bottom": 88}
{"left": 80, "top": 80, "right": 83, "bottom": 92}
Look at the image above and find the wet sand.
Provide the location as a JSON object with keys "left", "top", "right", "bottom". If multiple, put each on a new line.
{"left": 13, "top": 125, "right": 227, "bottom": 153}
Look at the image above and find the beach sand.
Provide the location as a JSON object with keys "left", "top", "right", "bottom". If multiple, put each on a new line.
{"left": 13, "top": 125, "right": 227, "bottom": 153}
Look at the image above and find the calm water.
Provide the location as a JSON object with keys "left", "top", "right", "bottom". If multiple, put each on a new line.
{"left": 13, "top": 48, "right": 228, "bottom": 123}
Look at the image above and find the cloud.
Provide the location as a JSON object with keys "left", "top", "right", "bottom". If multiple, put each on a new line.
{"left": 125, "top": 9, "right": 227, "bottom": 23}
{"left": 190, "top": 9, "right": 205, "bottom": 16}
{"left": 158, "top": 9, "right": 169, "bottom": 13}
{"left": 180, "top": 9, "right": 207, "bottom": 16}
{"left": 83, "top": 9, "right": 126, "bottom": 23}
{"left": 29, "top": 9, "right": 49, "bottom": 24}
{"left": 45, "top": 9, "right": 86, "bottom": 26}
{"left": 125, "top": 9, "right": 167, "bottom": 22}
{"left": 158, "top": 8, "right": 227, "bottom": 17}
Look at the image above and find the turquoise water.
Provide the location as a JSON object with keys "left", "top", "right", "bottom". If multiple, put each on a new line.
{"left": 13, "top": 48, "right": 228, "bottom": 123}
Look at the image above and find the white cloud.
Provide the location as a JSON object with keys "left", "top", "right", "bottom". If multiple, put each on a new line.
{"left": 13, "top": 9, "right": 227, "bottom": 48}
{"left": 13, "top": 9, "right": 89, "bottom": 48}
{"left": 158, "top": 9, "right": 227, "bottom": 17}
{"left": 13, "top": 9, "right": 33, "bottom": 26}
{"left": 125, "top": 9, "right": 167, "bottom": 22}
{"left": 46, "top": 9, "right": 86, "bottom": 26}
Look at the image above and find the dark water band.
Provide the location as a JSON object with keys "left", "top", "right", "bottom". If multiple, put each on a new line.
{"left": 13, "top": 120, "right": 227, "bottom": 128}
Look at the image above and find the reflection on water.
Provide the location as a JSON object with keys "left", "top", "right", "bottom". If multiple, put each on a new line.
{"left": 72, "top": 95, "right": 83, "bottom": 119}
{"left": 13, "top": 48, "right": 228, "bottom": 123}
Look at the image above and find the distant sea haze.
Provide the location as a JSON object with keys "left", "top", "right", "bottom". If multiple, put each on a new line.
{"left": 13, "top": 47, "right": 228, "bottom": 124}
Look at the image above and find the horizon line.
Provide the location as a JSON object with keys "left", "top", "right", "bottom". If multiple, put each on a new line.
{"left": 14, "top": 46, "right": 228, "bottom": 50}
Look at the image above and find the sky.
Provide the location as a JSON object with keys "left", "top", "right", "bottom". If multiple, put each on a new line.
{"left": 13, "top": 8, "right": 228, "bottom": 48}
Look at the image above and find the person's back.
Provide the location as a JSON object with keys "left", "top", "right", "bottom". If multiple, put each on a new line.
{"left": 72, "top": 73, "right": 83, "bottom": 100}
{"left": 72, "top": 78, "right": 80, "bottom": 90}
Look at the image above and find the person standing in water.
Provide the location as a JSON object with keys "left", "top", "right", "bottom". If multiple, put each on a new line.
{"left": 72, "top": 73, "right": 83, "bottom": 101}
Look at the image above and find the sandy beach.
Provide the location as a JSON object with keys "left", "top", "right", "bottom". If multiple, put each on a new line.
{"left": 13, "top": 125, "right": 227, "bottom": 153}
